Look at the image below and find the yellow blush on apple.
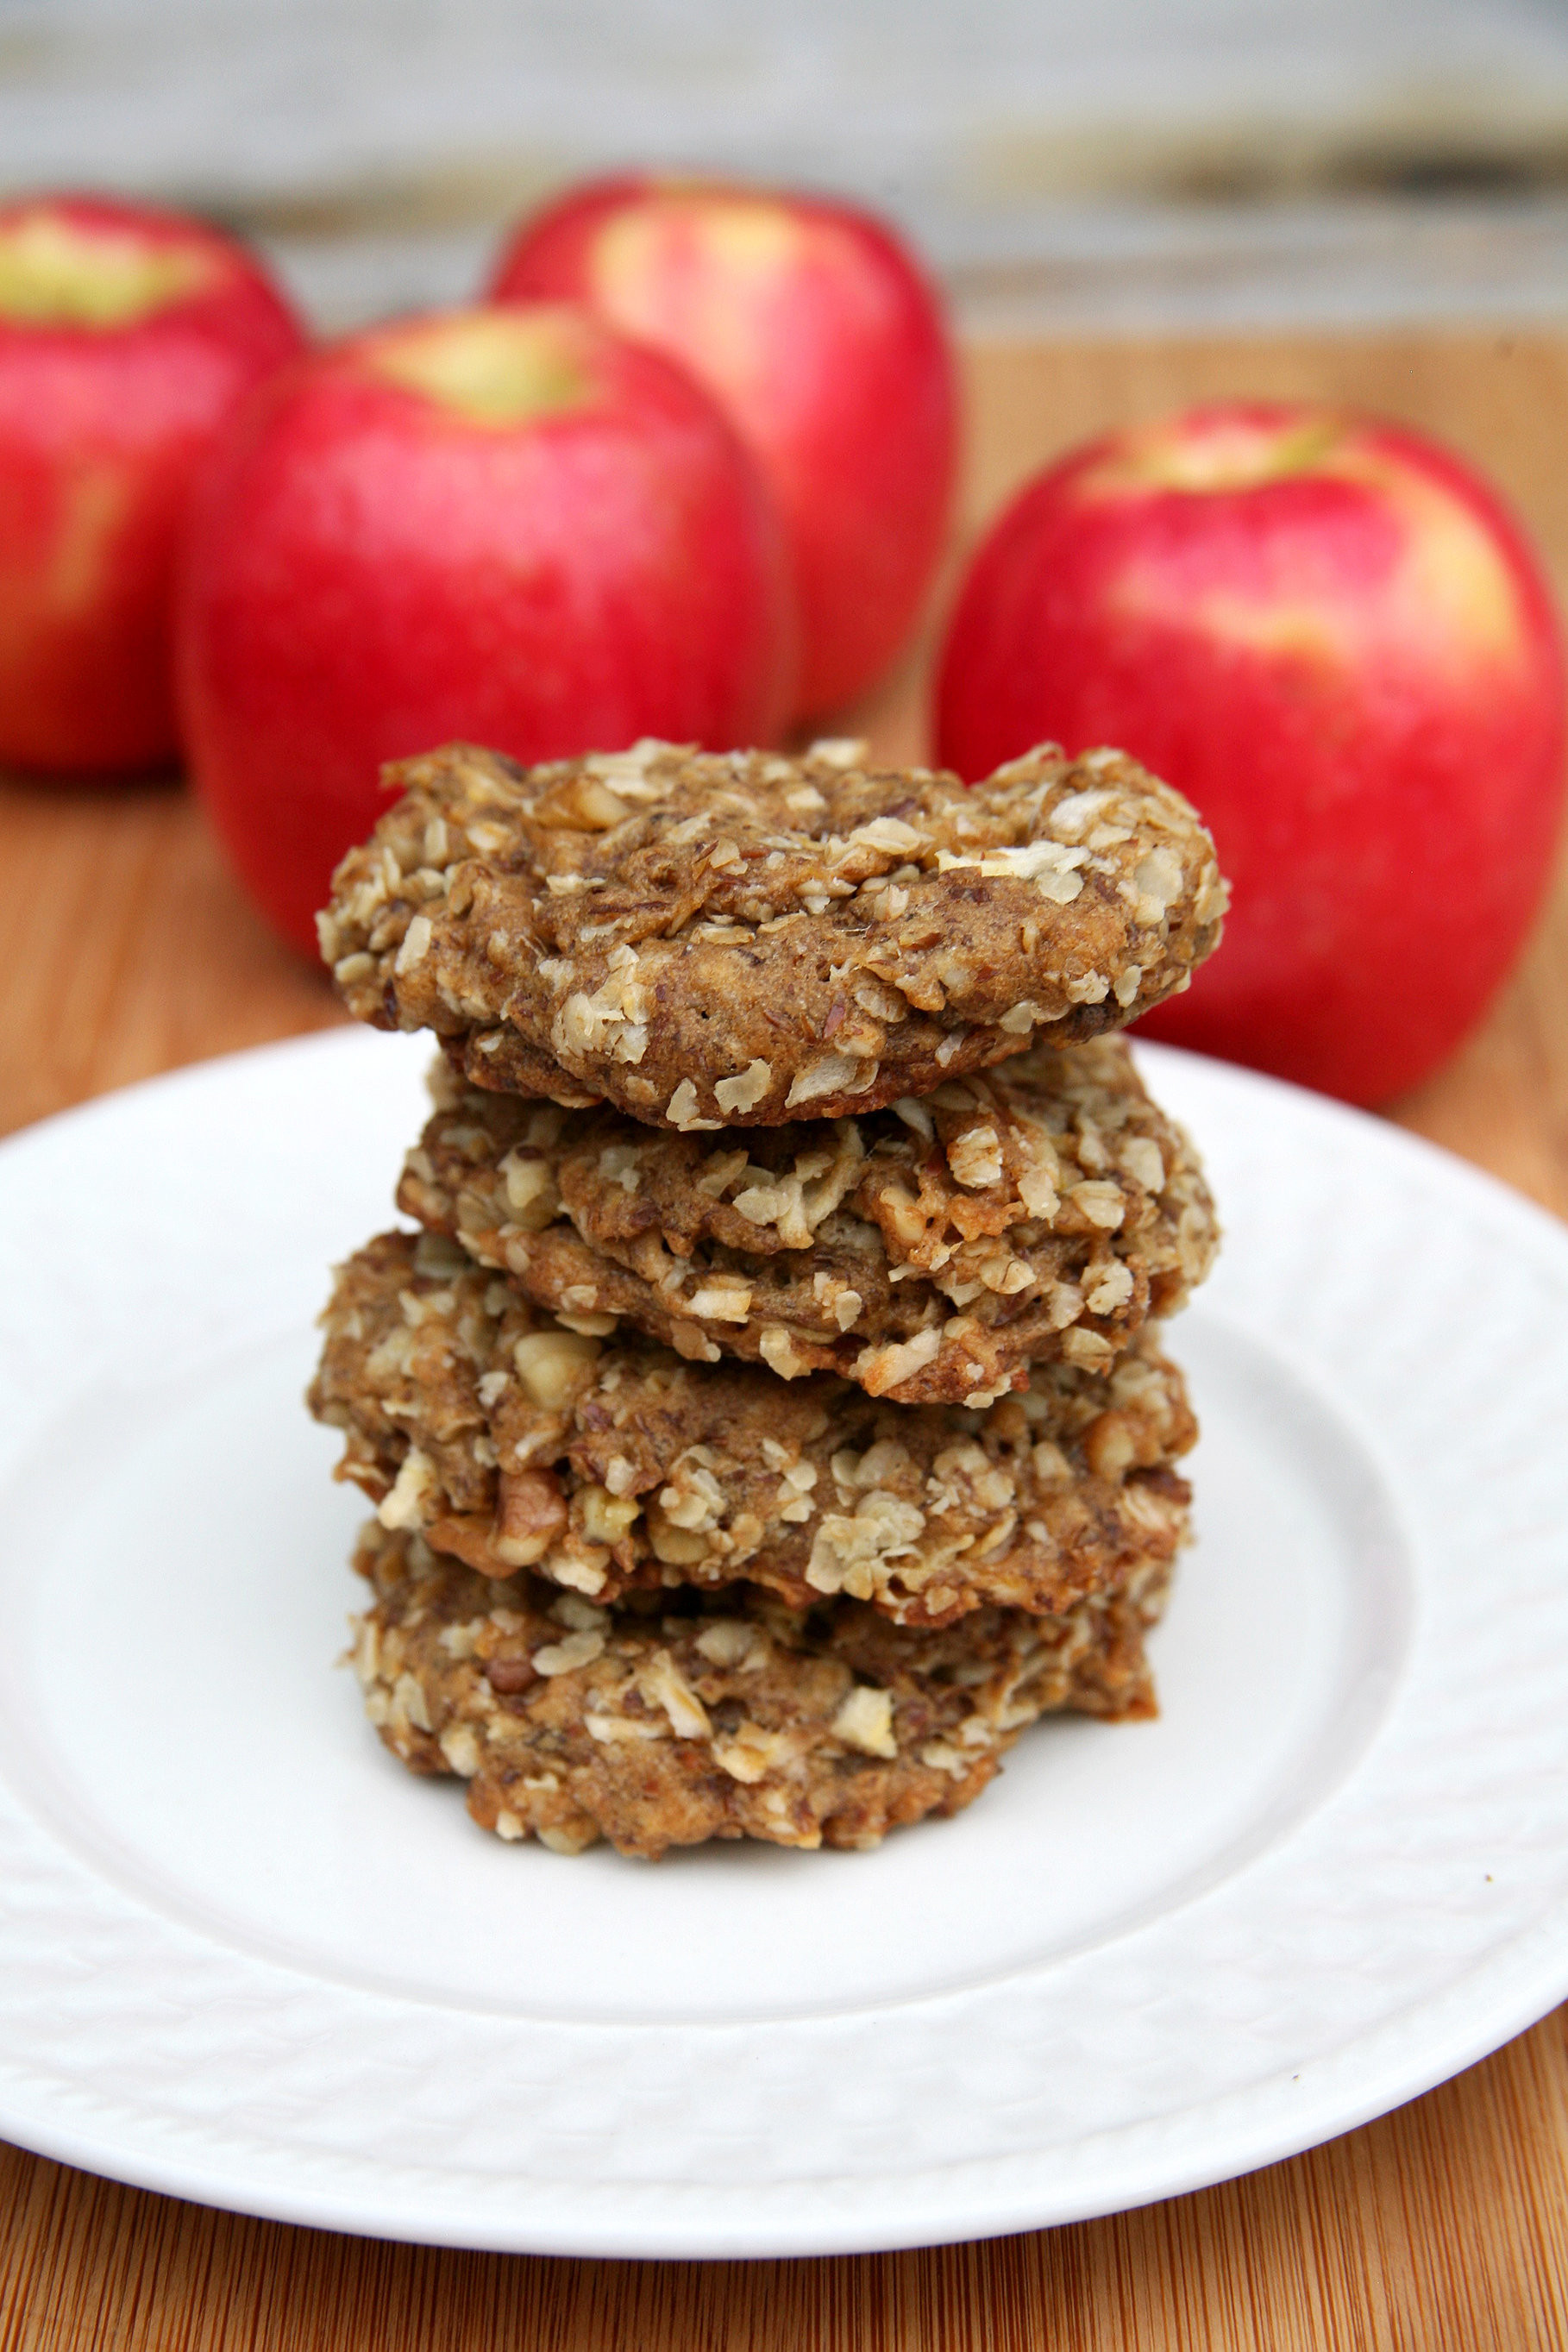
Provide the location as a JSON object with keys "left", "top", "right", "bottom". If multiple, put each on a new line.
{"left": 367, "top": 310, "right": 595, "bottom": 429}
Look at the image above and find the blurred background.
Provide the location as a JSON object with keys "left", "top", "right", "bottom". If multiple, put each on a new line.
{"left": 7, "top": 0, "right": 1568, "bottom": 336}
{"left": 5, "top": 0, "right": 1568, "bottom": 1167}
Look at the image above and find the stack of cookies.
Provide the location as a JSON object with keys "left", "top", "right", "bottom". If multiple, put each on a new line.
{"left": 310, "top": 736, "right": 1227, "bottom": 1860}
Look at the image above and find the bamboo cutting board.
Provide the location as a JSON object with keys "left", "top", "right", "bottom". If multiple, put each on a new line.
{"left": 3, "top": 325, "right": 1568, "bottom": 2349}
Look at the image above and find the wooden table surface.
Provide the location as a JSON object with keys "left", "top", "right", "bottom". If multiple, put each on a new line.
{"left": 4, "top": 326, "right": 1568, "bottom": 2351}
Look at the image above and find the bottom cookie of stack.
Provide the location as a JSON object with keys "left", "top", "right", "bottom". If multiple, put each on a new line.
{"left": 350, "top": 1521, "right": 1172, "bottom": 1860}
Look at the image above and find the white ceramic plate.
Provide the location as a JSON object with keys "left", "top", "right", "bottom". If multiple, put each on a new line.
{"left": 2, "top": 1030, "right": 1566, "bottom": 2259}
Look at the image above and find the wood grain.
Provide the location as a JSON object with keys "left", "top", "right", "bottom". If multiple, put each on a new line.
{"left": 4, "top": 324, "right": 1568, "bottom": 2349}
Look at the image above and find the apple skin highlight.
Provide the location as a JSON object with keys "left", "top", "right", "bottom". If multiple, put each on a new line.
{"left": 937, "top": 402, "right": 1567, "bottom": 1105}
{"left": 177, "top": 304, "right": 794, "bottom": 955}
{"left": 492, "top": 176, "right": 956, "bottom": 724}
{"left": 0, "top": 193, "right": 305, "bottom": 775}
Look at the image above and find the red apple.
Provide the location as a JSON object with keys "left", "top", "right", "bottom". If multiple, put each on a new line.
{"left": 0, "top": 191, "right": 304, "bottom": 775}
{"left": 490, "top": 175, "right": 957, "bottom": 723}
{"left": 937, "top": 401, "right": 1567, "bottom": 1104}
{"left": 178, "top": 302, "right": 793, "bottom": 954}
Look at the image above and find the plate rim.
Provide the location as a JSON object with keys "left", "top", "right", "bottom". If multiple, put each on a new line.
{"left": 3, "top": 1911, "right": 1566, "bottom": 2259}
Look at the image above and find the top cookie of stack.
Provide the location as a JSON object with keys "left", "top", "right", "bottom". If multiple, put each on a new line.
{"left": 319, "top": 736, "right": 1228, "bottom": 1132}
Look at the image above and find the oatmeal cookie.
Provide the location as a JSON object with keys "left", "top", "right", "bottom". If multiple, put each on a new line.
{"left": 320, "top": 737, "right": 1227, "bottom": 1128}
{"left": 310, "top": 1229, "right": 1195, "bottom": 1626}
{"left": 351, "top": 1521, "right": 1168, "bottom": 1858}
{"left": 400, "top": 1034, "right": 1217, "bottom": 1402}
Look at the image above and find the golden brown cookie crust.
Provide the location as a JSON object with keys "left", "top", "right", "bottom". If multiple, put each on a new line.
{"left": 320, "top": 738, "right": 1228, "bottom": 1129}
{"left": 400, "top": 1034, "right": 1218, "bottom": 1404}
{"left": 352, "top": 1521, "right": 1168, "bottom": 1859}
{"left": 310, "top": 1230, "right": 1195, "bottom": 1626}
